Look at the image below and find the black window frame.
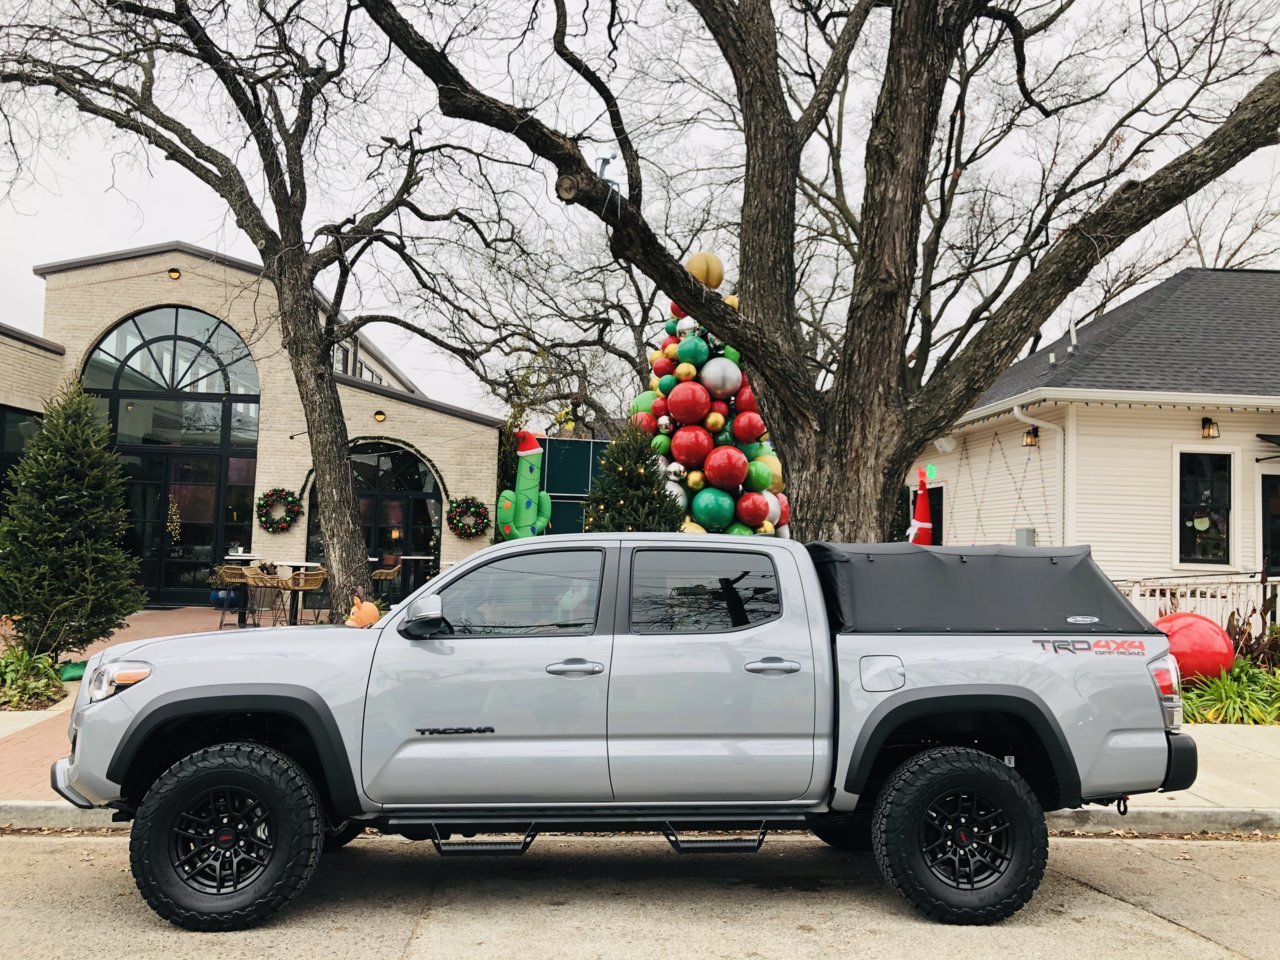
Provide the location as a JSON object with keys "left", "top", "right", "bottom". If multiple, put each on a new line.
{"left": 332, "top": 343, "right": 350, "bottom": 375}
{"left": 626, "top": 546, "right": 783, "bottom": 636}
{"left": 1178, "top": 451, "right": 1232, "bottom": 566}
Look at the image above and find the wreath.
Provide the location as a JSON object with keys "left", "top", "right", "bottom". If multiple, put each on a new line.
{"left": 256, "top": 487, "right": 304, "bottom": 534}
{"left": 447, "top": 497, "right": 491, "bottom": 540}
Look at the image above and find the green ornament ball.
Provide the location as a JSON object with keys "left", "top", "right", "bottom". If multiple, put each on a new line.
{"left": 630, "top": 390, "right": 657, "bottom": 414}
{"left": 725, "top": 521, "right": 754, "bottom": 536}
{"left": 691, "top": 487, "right": 735, "bottom": 531}
{"left": 657, "top": 374, "right": 679, "bottom": 396}
{"left": 650, "top": 434, "right": 672, "bottom": 456}
{"left": 713, "top": 427, "right": 735, "bottom": 446}
{"left": 738, "top": 441, "right": 764, "bottom": 461}
{"left": 744, "top": 460, "right": 773, "bottom": 493}
{"left": 665, "top": 318, "right": 679, "bottom": 336}
{"left": 723, "top": 345, "right": 741, "bottom": 364}
{"left": 677, "top": 336, "right": 710, "bottom": 368}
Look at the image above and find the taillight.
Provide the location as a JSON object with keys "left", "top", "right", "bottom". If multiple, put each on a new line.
{"left": 1149, "top": 655, "right": 1183, "bottom": 730}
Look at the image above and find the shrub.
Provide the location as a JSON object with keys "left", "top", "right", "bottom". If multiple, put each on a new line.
{"left": 1182, "top": 658, "right": 1280, "bottom": 725}
{"left": 0, "top": 633, "right": 64, "bottom": 709}
{"left": 0, "top": 381, "right": 145, "bottom": 659}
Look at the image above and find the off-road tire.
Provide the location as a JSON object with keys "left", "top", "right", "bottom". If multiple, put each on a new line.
{"left": 808, "top": 808, "right": 873, "bottom": 852}
{"left": 871, "top": 746, "right": 1047, "bottom": 925}
{"left": 130, "top": 742, "right": 324, "bottom": 931}
{"left": 324, "top": 819, "right": 366, "bottom": 851}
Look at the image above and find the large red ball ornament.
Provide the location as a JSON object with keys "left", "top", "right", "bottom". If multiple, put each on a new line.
{"left": 703, "top": 446, "right": 749, "bottom": 490}
{"left": 630, "top": 412, "right": 657, "bottom": 435}
{"left": 777, "top": 493, "right": 791, "bottom": 527}
{"left": 732, "top": 411, "right": 766, "bottom": 443}
{"left": 670, "top": 302, "right": 687, "bottom": 319}
{"left": 736, "top": 491, "right": 770, "bottom": 526}
{"left": 650, "top": 396, "right": 668, "bottom": 419}
{"left": 1153, "top": 611, "right": 1234, "bottom": 683}
{"left": 653, "top": 356, "right": 675, "bottom": 377}
{"left": 667, "top": 381, "right": 712, "bottom": 424}
{"left": 736, "top": 384, "right": 758, "bottom": 414}
{"left": 671, "top": 426, "right": 714, "bottom": 468}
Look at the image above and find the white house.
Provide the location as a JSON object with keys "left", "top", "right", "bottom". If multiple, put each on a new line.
{"left": 908, "top": 268, "right": 1280, "bottom": 624}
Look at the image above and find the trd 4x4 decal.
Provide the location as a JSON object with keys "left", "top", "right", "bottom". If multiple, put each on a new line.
{"left": 1033, "top": 639, "right": 1146, "bottom": 656}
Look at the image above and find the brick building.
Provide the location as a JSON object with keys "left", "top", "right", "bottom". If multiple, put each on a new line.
{"left": 0, "top": 242, "right": 500, "bottom": 605}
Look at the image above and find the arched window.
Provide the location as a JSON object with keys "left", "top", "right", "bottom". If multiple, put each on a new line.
{"left": 83, "top": 307, "right": 260, "bottom": 601}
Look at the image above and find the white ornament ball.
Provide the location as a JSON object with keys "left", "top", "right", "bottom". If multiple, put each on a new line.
{"left": 664, "top": 480, "right": 689, "bottom": 510}
{"left": 657, "top": 415, "right": 674, "bottom": 435}
{"left": 676, "top": 317, "right": 699, "bottom": 338}
{"left": 657, "top": 456, "right": 671, "bottom": 471}
{"left": 665, "top": 461, "right": 687, "bottom": 481}
{"left": 699, "top": 357, "right": 743, "bottom": 400}
{"left": 775, "top": 523, "right": 791, "bottom": 540}
{"left": 763, "top": 491, "right": 781, "bottom": 526}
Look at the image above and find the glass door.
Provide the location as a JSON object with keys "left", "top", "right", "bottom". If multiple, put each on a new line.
{"left": 1262, "top": 475, "right": 1280, "bottom": 576}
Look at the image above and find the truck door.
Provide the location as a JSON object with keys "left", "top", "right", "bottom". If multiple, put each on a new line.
{"left": 362, "top": 545, "right": 617, "bottom": 804}
{"left": 607, "top": 546, "right": 817, "bottom": 801}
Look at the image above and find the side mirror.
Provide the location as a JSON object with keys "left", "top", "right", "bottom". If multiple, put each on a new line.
{"left": 400, "top": 593, "right": 444, "bottom": 639}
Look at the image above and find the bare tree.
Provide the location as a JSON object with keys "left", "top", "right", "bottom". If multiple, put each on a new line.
{"left": 0, "top": 1, "right": 507, "bottom": 603}
{"left": 362, "top": 0, "right": 1280, "bottom": 541}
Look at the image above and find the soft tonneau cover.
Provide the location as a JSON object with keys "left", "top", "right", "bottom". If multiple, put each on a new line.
{"left": 805, "top": 542, "right": 1159, "bottom": 635}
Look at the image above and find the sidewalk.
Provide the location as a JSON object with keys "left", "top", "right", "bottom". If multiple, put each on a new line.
{"left": 2, "top": 607, "right": 1277, "bottom": 831}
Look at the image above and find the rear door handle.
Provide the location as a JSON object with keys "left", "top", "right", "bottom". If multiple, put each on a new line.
{"left": 744, "top": 657, "right": 802, "bottom": 676}
{"left": 546, "top": 658, "right": 605, "bottom": 677}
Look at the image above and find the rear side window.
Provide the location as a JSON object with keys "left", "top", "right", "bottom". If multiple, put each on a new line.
{"left": 630, "top": 549, "right": 781, "bottom": 634}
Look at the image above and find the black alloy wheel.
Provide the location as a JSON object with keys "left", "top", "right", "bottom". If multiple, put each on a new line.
{"left": 919, "top": 789, "right": 1011, "bottom": 890}
{"left": 170, "top": 786, "right": 275, "bottom": 895}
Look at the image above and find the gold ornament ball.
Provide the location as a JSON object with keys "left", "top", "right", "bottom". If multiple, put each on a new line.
{"left": 681, "top": 517, "right": 707, "bottom": 534}
{"left": 663, "top": 343, "right": 680, "bottom": 361}
{"left": 685, "top": 251, "right": 725, "bottom": 290}
{"left": 755, "top": 520, "right": 775, "bottom": 535}
{"left": 686, "top": 470, "right": 706, "bottom": 491}
{"left": 674, "top": 362, "right": 697, "bottom": 382}
{"left": 650, "top": 374, "right": 660, "bottom": 392}
{"left": 723, "top": 294, "right": 740, "bottom": 311}
{"left": 703, "top": 412, "right": 725, "bottom": 432}
{"left": 649, "top": 349, "right": 664, "bottom": 367}
{"left": 756, "top": 454, "right": 784, "bottom": 494}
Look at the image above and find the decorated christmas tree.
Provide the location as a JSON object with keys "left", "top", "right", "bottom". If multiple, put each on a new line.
{"left": 626, "top": 252, "right": 791, "bottom": 536}
{"left": 582, "top": 423, "right": 684, "bottom": 533}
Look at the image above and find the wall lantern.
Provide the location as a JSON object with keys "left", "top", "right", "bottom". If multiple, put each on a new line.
{"left": 390, "top": 526, "right": 401, "bottom": 541}
{"left": 1201, "top": 417, "right": 1220, "bottom": 439}
{"left": 1022, "top": 426, "right": 1039, "bottom": 448}
{"left": 373, "top": 410, "right": 387, "bottom": 423}
{"left": 167, "top": 266, "right": 182, "bottom": 280}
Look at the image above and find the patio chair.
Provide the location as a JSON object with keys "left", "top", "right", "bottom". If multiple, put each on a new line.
{"left": 370, "top": 563, "right": 402, "bottom": 603}
{"left": 286, "top": 568, "right": 329, "bottom": 624}
{"left": 213, "top": 564, "right": 252, "bottom": 630}
{"left": 243, "top": 566, "right": 289, "bottom": 627}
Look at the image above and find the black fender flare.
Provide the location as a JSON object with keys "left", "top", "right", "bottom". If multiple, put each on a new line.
{"left": 842, "top": 689, "right": 1083, "bottom": 809}
{"left": 106, "top": 683, "right": 366, "bottom": 817}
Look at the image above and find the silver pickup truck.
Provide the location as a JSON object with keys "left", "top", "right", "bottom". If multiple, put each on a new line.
{"left": 52, "top": 535, "right": 1195, "bottom": 930}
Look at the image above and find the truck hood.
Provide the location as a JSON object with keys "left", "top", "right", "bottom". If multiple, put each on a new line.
{"left": 98, "top": 626, "right": 364, "bottom": 665}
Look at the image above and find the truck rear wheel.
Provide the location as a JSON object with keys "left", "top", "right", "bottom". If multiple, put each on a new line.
{"left": 871, "top": 746, "right": 1047, "bottom": 925}
{"left": 130, "top": 742, "right": 324, "bottom": 931}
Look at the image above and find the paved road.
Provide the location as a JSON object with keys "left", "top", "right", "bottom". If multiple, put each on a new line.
{"left": 1, "top": 834, "right": 1275, "bottom": 960}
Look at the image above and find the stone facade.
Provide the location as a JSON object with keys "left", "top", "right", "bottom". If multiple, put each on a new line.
{"left": 0, "top": 243, "right": 500, "bottom": 581}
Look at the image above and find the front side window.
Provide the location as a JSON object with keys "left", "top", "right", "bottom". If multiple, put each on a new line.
{"left": 437, "top": 550, "right": 603, "bottom": 636}
{"left": 630, "top": 549, "right": 781, "bottom": 634}
{"left": 1179, "top": 452, "right": 1231, "bottom": 564}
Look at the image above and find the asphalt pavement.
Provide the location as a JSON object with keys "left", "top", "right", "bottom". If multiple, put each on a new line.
{"left": 1, "top": 833, "right": 1275, "bottom": 960}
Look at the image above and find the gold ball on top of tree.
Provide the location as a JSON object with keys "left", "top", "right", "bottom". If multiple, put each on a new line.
{"left": 685, "top": 251, "right": 724, "bottom": 290}
{"left": 723, "top": 294, "right": 740, "bottom": 311}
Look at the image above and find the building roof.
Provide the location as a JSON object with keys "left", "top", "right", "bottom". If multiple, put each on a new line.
{"left": 31, "top": 241, "right": 501, "bottom": 428}
{"left": 977, "top": 268, "right": 1280, "bottom": 408}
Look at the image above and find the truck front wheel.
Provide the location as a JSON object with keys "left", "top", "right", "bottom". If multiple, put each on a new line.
{"left": 871, "top": 746, "right": 1047, "bottom": 925}
{"left": 130, "top": 742, "right": 324, "bottom": 931}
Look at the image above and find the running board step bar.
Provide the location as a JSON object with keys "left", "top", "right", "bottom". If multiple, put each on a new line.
{"left": 430, "top": 824, "right": 537, "bottom": 857}
{"left": 663, "top": 822, "right": 767, "bottom": 854}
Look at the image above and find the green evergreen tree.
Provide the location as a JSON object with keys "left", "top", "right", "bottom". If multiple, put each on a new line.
{"left": 582, "top": 424, "right": 684, "bottom": 533}
{"left": 0, "top": 381, "right": 145, "bottom": 658}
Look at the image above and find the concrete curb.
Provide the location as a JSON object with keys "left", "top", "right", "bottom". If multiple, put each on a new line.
{"left": 0, "top": 802, "right": 119, "bottom": 829}
{"left": 1047, "top": 806, "right": 1280, "bottom": 835}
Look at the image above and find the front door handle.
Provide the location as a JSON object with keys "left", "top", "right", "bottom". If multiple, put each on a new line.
{"left": 546, "top": 658, "right": 605, "bottom": 677}
{"left": 744, "top": 657, "right": 802, "bottom": 676}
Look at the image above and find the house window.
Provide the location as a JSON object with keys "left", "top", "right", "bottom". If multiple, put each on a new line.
{"left": 1179, "top": 452, "right": 1231, "bottom": 564}
{"left": 332, "top": 344, "right": 349, "bottom": 375}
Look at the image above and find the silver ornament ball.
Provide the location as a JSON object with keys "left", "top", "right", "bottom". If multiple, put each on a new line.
{"left": 699, "top": 356, "right": 743, "bottom": 400}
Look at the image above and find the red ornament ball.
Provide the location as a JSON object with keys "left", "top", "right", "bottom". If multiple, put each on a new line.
{"left": 732, "top": 411, "right": 766, "bottom": 443}
{"left": 653, "top": 356, "right": 676, "bottom": 377}
{"left": 777, "top": 492, "right": 791, "bottom": 527}
{"left": 1153, "top": 611, "right": 1234, "bottom": 683}
{"left": 630, "top": 412, "right": 657, "bottom": 435}
{"left": 735, "top": 384, "right": 758, "bottom": 414}
{"left": 671, "top": 426, "right": 714, "bottom": 468}
{"left": 650, "top": 396, "right": 668, "bottom": 419}
{"left": 660, "top": 335, "right": 679, "bottom": 351}
{"left": 703, "top": 446, "right": 749, "bottom": 491}
{"left": 736, "top": 491, "right": 770, "bottom": 526}
{"left": 709, "top": 400, "right": 730, "bottom": 418}
{"left": 670, "top": 301, "right": 687, "bottom": 319}
{"left": 667, "top": 381, "right": 712, "bottom": 425}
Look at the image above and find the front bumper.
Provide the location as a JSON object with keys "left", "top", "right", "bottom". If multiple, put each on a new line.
{"left": 50, "top": 758, "right": 95, "bottom": 810}
{"left": 1160, "top": 732, "right": 1197, "bottom": 792}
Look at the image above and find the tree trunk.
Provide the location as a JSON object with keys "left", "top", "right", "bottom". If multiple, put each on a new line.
{"left": 272, "top": 267, "right": 372, "bottom": 618}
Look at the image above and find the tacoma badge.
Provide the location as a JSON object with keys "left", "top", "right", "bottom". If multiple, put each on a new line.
{"left": 416, "top": 726, "right": 496, "bottom": 736}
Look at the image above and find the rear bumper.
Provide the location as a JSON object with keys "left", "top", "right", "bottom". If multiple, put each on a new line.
{"left": 50, "top": 758, "right": 95, "bottom": 810}
{"left": 1160, "top": 732, "right": 1197, "bottom": 792}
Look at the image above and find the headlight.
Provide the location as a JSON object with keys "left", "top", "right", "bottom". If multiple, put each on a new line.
{"left": 86, "top": 661, "right": 152, "bottom": 703}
